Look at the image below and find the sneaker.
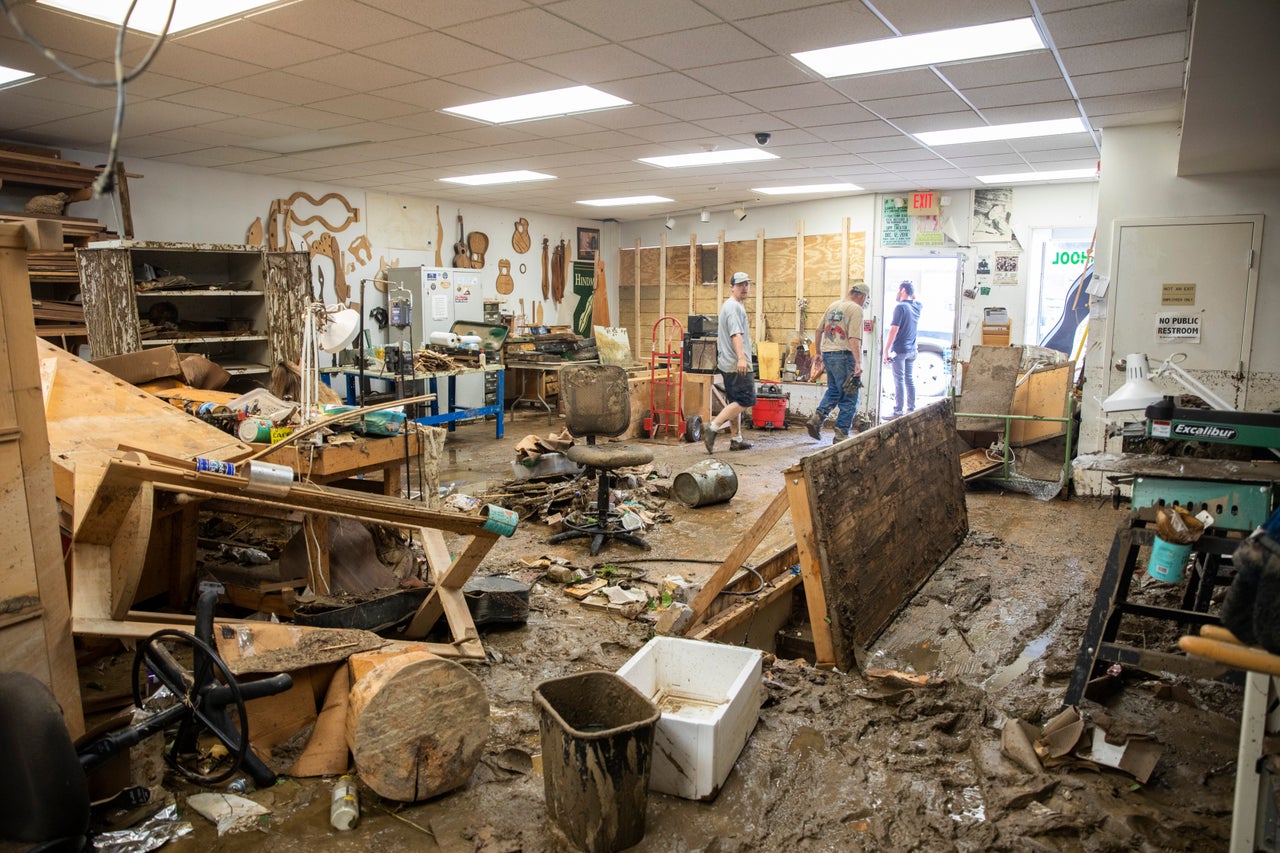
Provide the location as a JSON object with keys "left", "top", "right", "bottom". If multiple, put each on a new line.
{"left": 805, "top": 412, "right": 824, "bottom": 440}
{"left": 704, "top": 421, "right": 721, "bottom": 453}
{"left": 729, "top": 437, "right": 754, "bottom": 451}
{"left": 832, "top": 427, "right": 849, "bottom": 443}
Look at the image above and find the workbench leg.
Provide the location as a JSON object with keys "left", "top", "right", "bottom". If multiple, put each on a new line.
{"left": 495, "top": 369, "right": 504, "bottom": 439}
{"left": 383, "top": 462, "right": 401, "bottom": 498}
{"left": 1231, "top": 672, "right": 1277, "bottom": 852}
{"left": 447, "top": 375, "right": 457, "bottom": 432}
{"left": 1064, "top": 525, "right": 1135, "bottom": 707}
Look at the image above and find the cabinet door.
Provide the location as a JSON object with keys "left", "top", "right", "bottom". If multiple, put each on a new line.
{"left": 266, "top": 251, "right": 310, "bottom": 364}
{"left": 0, "top": 226, "right": 83, "bottom": 736}
{"left": 79, "top": 247, "right": 141, "bottom": 358}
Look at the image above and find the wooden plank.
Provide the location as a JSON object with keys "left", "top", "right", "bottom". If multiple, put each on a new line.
{"left": 956, "top": 345, "right": 1024, "bottom": 432}
{"left": 693, "top": 572, "right": 802, "bottom": 643}
{"left": 785, "top": 468, "right": 837, "bottom": 667}
{"left": 78, "top": 247, "right": 141, "bottom": 358}
{"left": 799, "top": 401, "right": 968, "bottom": 671}
{"left": 1010, "top": 361, "right": 1073, "bottom": 446}
{"left": 686, "top": 487, "right": 791, "bottom": 628}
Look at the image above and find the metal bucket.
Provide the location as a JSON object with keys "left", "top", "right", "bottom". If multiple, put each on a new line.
{"left": 237, "top": 416, "right": 274, "bottom": 443}
{"left": 672, "top": 459, "right": 738, "bottom": 507}
{"left": 480, "top": 504, "right": 519, "bottom": 537}
{"left": 1147, "top": 535, "right": 1192, "bottom": 583}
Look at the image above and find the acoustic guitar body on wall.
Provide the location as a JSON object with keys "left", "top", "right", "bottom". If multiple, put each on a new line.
{"left": 468, "top": 231, "right": 489, "bottom": 269}
{"left": 495, "top": 259, "right": 514, "bottom": 294}
{"left": 512, "top": 218, "right": 531, "bottom": 253}
{"left": 452, "top": 212, "right": 469, "bottom": 268}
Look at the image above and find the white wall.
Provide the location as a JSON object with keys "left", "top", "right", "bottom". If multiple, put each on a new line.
{"left": 1078, "top": 122, "right": 1280, "bottom": 471}
{"left": 60, "top": 149, "right": 613, "bottom": 349}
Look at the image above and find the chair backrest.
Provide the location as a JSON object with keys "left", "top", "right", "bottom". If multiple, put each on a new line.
{"left": 560, "top": 363, "right": 631, "bottom": 438}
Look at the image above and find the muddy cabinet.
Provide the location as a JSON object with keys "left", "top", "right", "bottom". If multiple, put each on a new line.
{"left": 78, "top": 241, "right": 309, "bottom": 377}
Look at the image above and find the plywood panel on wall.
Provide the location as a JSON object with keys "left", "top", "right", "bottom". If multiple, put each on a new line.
{"left": 799, "top": 401, "right": 968, "bottom": 671}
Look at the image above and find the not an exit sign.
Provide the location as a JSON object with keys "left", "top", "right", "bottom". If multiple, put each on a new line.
{"left": 908, "top": 191, "right": 939, "bottom": 216}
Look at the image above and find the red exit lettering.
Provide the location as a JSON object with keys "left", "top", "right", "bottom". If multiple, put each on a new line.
{"left": 912, "top": 192, "right": 933, "bottom": 210}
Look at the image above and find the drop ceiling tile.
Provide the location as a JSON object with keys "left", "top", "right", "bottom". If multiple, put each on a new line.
{"left": 606, "top": 72, "right": 718, "bottom": 104}
{"left": 875, "top": 0, "right": 1031, "bottom": 32}
{"left": 286, "top": 53, "right": 423, "bottom": 89}
{"left": 1042, "top": 0, "right": 1189, "bottom": 49}
{"left": 655, "top": 94, "right": 754, "bottom": 121}
{"left": 6, "top": 6, "right": 153, "bottom": 58}
{"left": 152, "top": 126, "right": 260, "bottom": 147}
{"left": 981, "top": 101, "right": 1089, "bottom": 124}
{"left": 807, "top": 119, "right": 898, "bottom": 142}
{"left": 1091, "top": 105, "right": 1181, "bottom": 127}
{"left": 860, "top": 148, "right": 946, "bottom": 165}
{"left": 221, "top": 70, "right": 358, "bottom": 102}
{"left": 377, "top": 78, "right": 487, "bottom": 112}
{"left": 176, "top": 21, "right": 339, "bottom": 68}
{"left": 1071, "top": 63, "right": 1185, "bottom": 99}
{"left": 443, "top": 9, "right": 606, "bottom": 60}
{"left": 735, "top": 82, "right": 849, "bottom": 112}
{"left": 250, "top": 0, "right": 428, "bottom": 50}
{"left": 293, "top": 139, "right": 425, "bottom": 163}
{"left": 684, "top": 57, "right": 816, "bottom": 93}
{"left": 124, "top": 43, "right": 265, "bottom": 86}
{"left": 527, "top": 44, "right": 667, "bottom": 84}
{"left": 117, "top": 136, "right": 210, "bottom": 158}
{"left": 367, "top": 32, "right": 507, "bottom": 78}
{"left": 625, "top": 122, "right": 720, "bottom": 143}
{"left": 577, "top": 105, "right": 678, "bottom": 131}
{"left": 1007, "top": 135, "right": 1099, "bottom": 155}
{"left": 59, "top": 63, "right": 200, "bottom": 98}
{"left": 498, "top": 138, "right": 583, "bottom": 157}
{"left": 893, "top": 111, "right": 985, "bottom": 133}
{"left": 730, "top": 3, "right": 888, "bottom": 54}
{"left": 152, "top": 146, "right": 278, "bottom": 167}
{"left": 840, "top": 135, "right": 923, "bottom": 154}
{"left": 1081, "top": 88, "right": 1183, "bottom": 118}
{"left": 826, "top": 69, "right": 949, "bottom": 102}
{"left": 442, "top": 125, "right": 542, "bottom": 147}
{"left": 0, "top": 90, "right": 99, "bottom": 127}
{"left": 0, "top": 33, "right": 94, "bottom": 78}
{"left": 948, "top": 153, "right": 1028, "bottom": 168}
{"left": 1059, "top": 31, "right": 1187, "bottom": 75}
{"left": 938, "top": 52, "right": 1064, "bottom": 89}
{"left": 161, "top": 87, "right": 293, "bottom": 116}
{"left": 860, "top": 90, "right": 970, "bottom": 119}
{"left": 775, "top": 102, "right": 878, "bottom": 129}
{"left": 442, "top": 63, "right": 574, "bottom": 98}
{"left": 544, "top": 0, "right": 719, "bottom": 40}
{"left": 309, "top": 92, "right": 426, "bottom": 121}
{"left": 14, "top": 112, "right": 115, "bottom": 147}
{"left": 922, "top": 140, "right": 1017, "bottom": 158}
{"left": 624, "top": 25, "right": 773, "bottom": 70}
{"left": 10, "top": 77, "right": 119, "bottom": 110}
{"left": 963, "top": 79, "right": 1074, "bottom": 110}
{"left": 195, "top": 115, "right": 319, "bottom": 140}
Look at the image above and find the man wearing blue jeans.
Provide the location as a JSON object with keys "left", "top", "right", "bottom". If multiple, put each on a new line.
{"left": 883, "top": 280, "right": 921, "bottom": 418}
{"left": 704, "top": 271, "right": 757, "bottom": 453}
{"left": 805, "top": 282, "right": 867, "bottom": 443}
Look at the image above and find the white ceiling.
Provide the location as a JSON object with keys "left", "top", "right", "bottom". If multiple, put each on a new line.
{"left": 0, "top": 0, "right": 1230, "bottom": 220}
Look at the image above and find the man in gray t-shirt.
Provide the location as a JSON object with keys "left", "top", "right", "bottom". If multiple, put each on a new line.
{"left": 704, "top": 271, "right": 757, "bottom": 453}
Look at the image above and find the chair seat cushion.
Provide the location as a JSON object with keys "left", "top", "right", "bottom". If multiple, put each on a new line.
{"left": 566, "top": 443, "right": 654, "bottom": 469}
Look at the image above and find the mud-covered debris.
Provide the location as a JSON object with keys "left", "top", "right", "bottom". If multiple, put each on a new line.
{"left": 864, "top": 668, "right": 946, "bottom": 689}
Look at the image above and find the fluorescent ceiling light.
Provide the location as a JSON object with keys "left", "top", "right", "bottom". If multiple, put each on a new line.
{"left": 36, "top": 0, "right": 282, "bottom": 35}
{"left": 578, "top": 196, "right": 672, "bottom": 207}
{"left": 639, "top": 148, "right": 778, "bottom": 168}
{"left": 914, "top": 117, "right": 1089, "bottom": 146}
{"left": 0, "top": 64, "right": 35, "bottom": 87}
{"left": 443, "top": 86, "right": 629, "bottom": 124}
{"left": 753, "top": 183, "right": 862, "bottom": 195}
{"left": 793, "top": 17, "right": 1045, "bottom": 78}
{"left": 440, "top": 170, "right": 555, "bottom": 186}
{"left": 978, "top": 168, "right": 1098, "bottom": 184}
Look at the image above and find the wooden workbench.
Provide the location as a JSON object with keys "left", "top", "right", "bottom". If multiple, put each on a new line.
{"left": 252, "top": 431, "right": 420, "bottom": 496}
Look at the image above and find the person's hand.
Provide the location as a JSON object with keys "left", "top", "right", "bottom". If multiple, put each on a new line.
{"left": 736, "top": 355, "right": 750, "bottom": 374}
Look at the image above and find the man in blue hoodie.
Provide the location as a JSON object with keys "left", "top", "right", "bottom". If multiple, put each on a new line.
{"left": 883, "top": 281, "right": 922, "bottom": 419}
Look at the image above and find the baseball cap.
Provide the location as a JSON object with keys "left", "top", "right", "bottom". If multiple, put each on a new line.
{"left": 730, "top": 271, "right": 750, "bottom": 286}
{"left": 850, "top": 282, "right": 870, "bottom": 296}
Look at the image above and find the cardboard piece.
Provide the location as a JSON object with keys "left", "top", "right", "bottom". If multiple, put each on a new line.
{"left": 1001, "top": 718, "right": 1045, "bottom": 775}
{"left": 92, "top": 346, "right": 184, "bottom": 385}
{"left": 1085, "top": 726, "right": 1162, "bottom": 783}
{"left": 1037, "top": 707, "right": 1086, "bottom": 760}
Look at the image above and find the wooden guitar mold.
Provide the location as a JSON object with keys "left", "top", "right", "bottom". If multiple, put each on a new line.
{"left": 495, "top": 259, "right": 514, "bottom": 294}
{"left": 512, "top": 218, "right": 531, "bottom": 254}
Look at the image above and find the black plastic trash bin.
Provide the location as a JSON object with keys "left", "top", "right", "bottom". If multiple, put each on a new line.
{"left": 533, "top": 671, "right": 661, "bottom": 852}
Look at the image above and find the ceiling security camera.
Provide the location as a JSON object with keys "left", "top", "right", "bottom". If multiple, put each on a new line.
{"left": 754, "top": 132, "right": 771, "bottom": 145}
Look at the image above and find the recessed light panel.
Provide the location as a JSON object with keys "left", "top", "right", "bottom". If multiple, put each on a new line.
{"left": 977, "top": 168, "right": 1098, "bottom": 184}
{"left": 794, "top": 17, "right": 1046, "bottom": 78}
{"left": 440, "top": 171, "right": 556, "bottom": 186}
{"left": 753, "top": 183, "right": 861, "bottom": 195}
{"left": 639, "top": 149, "right": 778, "bottom": 168}
{"left": 578, "top": 196, "right": 672, "bottom": 207}
{"left": 0, "top": 64, "right": 34, "bottom": 87}
{"left": 443, "top": 86, "right": 630, "bottom": 124}
{"left": 914, "top": 117, "right": 1089, "bottom": 146}
{"left": 36, "top": 0, "right": 283, "bottom": 35}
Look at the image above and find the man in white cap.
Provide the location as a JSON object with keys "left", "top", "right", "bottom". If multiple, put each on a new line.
{"left": 704, "top": 271, "right": 756, "bottom": 453}
{"left": 806, "top": 281, "right": 868, "bottom": 442}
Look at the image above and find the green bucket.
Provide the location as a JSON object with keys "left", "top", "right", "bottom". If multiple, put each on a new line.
{"left": 480, "top": 504, "right": 519, "bottom": 537}
{"left": 1147, "top": 535, "right": 1192, "bottom": 583}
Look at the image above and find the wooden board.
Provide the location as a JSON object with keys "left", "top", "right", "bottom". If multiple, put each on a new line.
{"left": 797, "top": 400, "right": 968, "bottom": 671}
{"left": 0, "top": 225, "right": 83, "bottom": 737}
{"left": 1010, "top": 361, "right": 1073, "bottom": 446}
{"left": 955, "top": 345, "right": 1024, "bottom": 432}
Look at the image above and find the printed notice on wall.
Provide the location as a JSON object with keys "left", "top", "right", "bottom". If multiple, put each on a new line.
{"left": 881, "top": 198, "right": 910, "bottom": 247}
{"left": 993, "top": 250, "right": 1020, "bottom": 286}
{"left": 1154, "top": 311, "right": 1201, "bottom": 343}
{"left": 1161, "top": 282, "right": 1196, "bottom": 305}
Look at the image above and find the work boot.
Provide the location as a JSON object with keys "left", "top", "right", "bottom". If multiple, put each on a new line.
{"left": 703, "top": 421, "right": 721, "bottom": 453}
{"left": 805, "top": 412, "right": 824, "bottom": 440}
{"left": 729, "top": 437, "right": 754, "bottom": 451}
{"left": 832, "top": 427, "right": 850, "bottom": 443}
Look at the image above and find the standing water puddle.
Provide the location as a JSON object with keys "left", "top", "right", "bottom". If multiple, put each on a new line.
{"left": 983, "top": 632, "right": 1052, "bottom": 692}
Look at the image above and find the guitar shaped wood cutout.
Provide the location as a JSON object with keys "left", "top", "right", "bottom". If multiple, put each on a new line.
{"left": 512, "top": 218, "right": 531, "bottom": 253}
{"left": 468, "top": 230, "right": 489, "bottom": 269}
{"left": 495, "top": 259, "right": 514, "bottom": 294}
{"left": 452, "top": 212, "right": 469, "bottom": 268}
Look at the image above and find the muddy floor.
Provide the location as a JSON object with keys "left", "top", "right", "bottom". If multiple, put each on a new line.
{"left": 88, "top": 411, "right": 1244, "bottom": 851}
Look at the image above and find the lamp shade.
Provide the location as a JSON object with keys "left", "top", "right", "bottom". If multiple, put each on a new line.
{"left": 1101, "top": 353, "right": 1165, "bottom": 413}
{"left": 318, "top": 306, "right": 360, "bottom": 353}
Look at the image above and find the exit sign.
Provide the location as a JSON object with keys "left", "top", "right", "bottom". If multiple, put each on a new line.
{"left": 908, "top": 191, "right": 939, "bottom": 216}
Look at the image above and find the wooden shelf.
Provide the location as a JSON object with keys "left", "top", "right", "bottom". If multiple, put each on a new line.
{"left": 141, "top": 334, "right": 268, "bottom": 346}
{"left": 135, "top": 290, "right": 264, "bottom": 297}
{"left": 221, "top": 363, "right": 271, "bottom": 376}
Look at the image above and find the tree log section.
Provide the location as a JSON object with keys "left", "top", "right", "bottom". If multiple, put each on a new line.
{"left": 345, "top": 651, "right": 489, "bottom": 801}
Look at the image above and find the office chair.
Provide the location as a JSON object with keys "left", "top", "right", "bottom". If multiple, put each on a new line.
{"left": 550, "top": 364, "right": 654, "bottom": 555}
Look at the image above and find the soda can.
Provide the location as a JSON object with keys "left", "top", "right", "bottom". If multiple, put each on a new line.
{"left": 195, "top": 458, "right": 236, "bottom": 477}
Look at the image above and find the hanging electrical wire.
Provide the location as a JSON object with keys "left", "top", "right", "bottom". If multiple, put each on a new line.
{"left": 0, "top": 0, "right": 177, "bottom": 196}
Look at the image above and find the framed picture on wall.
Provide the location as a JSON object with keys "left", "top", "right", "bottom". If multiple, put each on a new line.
{"left": 577, "top": 227, "right": 600, "bottom": 261}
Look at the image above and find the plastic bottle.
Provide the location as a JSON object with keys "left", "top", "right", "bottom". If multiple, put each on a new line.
{"left": 330, "top": 774, "right": 359, "bottom": 830}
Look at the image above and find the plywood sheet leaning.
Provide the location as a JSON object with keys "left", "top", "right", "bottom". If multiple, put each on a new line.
{"left": 1010, "top": 361, "right": 1074, "bottom": 446}
{"left": 796, "top": 400, "right": 968, "bottom": 671}
{"left": 956, "top": 345, "right": 1023, "bottom": 432}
